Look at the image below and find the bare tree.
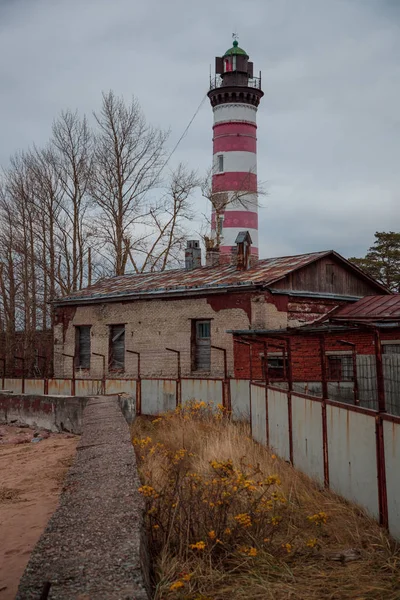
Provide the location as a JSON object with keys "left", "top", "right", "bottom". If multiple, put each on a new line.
{"left": 129, "top": 163, "right": 199, "bottom": 272}
{"left": 0, "top": 90, "right": 201, "bottom": 374}
{"left": 51, "top": 110, "right": 93, "bottom": 291}
{"left": 90, "top": 91, "right": 169, "bottom": 275}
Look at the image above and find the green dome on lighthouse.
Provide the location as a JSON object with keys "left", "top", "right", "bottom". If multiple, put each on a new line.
{"left": 223, "top": 40, "right": 248, "bottom": 58}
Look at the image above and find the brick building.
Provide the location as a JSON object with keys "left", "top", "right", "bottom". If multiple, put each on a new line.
{"left": 53, "top": 241, "right": 386, "bottom": 380}
{"left": 232, "top": 294, "right": 399, "bottom": 412}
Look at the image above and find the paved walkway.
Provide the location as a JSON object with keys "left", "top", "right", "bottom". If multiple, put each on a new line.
{"left": 16, "top": 396, "right": 149, "bottom": 600}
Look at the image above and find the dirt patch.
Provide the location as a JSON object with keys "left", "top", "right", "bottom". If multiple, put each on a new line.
{"left": 0, "top": 425, "right": 78, "bottom": 600}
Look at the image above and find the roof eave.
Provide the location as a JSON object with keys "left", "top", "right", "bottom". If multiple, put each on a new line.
{"left": 53, "top": 282, "right": 261, "bottom": 307}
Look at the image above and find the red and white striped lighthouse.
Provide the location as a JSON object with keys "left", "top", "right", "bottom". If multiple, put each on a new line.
{"left": 208, "top": 39, "right": 263, "bottom": 263}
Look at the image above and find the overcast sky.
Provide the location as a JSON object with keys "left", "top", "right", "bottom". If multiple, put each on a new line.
{"left": 0, "top": 0, "right": 399, "bottom": 260}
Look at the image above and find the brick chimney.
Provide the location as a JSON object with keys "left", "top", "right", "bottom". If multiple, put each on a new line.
{"left": 185, "top": 240, "right": 202, "bottom": 270}
{"left": 235, "top": 231, "right": 252, "bottom": 271}
{"left": 204, "top": 236, "right": 220, "bottom": 267}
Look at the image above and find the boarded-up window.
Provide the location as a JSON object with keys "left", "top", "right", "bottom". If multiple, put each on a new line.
{"left": 192, "top": 320, "right": 211, "bottom": 371}
{"left": 109, "top": 324, "right": 125, "bottom": 371}
{"left": 75, "top": 326, "right": 91, "bottom": 369}
{"left": 327, "top": 355, "right": 353, "bottom": 381}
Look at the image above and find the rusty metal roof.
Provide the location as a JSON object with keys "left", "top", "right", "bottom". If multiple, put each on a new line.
{"left": 55, "top": 249, "right": 387, "bottom": 306}
{"left": 332, "top": 295, "right": 400, "bottom": 321}
{"left": 56, "top": 251, "right": 335, "bottom": 305}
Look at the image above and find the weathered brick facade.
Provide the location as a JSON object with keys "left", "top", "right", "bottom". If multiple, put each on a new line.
{"left": 233, "top": 329, "right": 400, "bottom": 381}
{"left": 54, "top": 293, "right": 252, "bottom": 379}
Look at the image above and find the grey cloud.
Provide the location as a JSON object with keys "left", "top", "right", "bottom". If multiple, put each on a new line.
{"left": 0, "top": 0, "right": 398, "bottom": 261}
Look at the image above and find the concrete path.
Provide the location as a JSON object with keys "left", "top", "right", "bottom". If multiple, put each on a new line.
{"left": 16, "top": 396, "right": 149, "bottom": 600}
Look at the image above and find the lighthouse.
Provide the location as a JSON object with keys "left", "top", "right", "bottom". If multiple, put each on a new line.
{"left": 207, "top": 39, "right": 263, "bottom": 263}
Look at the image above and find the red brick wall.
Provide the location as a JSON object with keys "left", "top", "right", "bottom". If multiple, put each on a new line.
{"left": 233, "top": 329, "right": 400, "bottom": 381}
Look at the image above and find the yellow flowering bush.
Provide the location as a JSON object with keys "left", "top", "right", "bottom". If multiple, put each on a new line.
{"left": 130, "top": 401, "right": 338, "bottom": 598}
{"left": 307, "top": 511, "right": 328, "bottom": 526}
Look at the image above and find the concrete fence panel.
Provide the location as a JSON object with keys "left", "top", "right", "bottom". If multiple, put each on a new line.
{"left": 75, "top": 379, "right": 103, "bottom": 396}
{"left": 48, "top": 379, "right": 73, "bottom": 396}
{"left": 291, "top": 394, "right": 324, "bottom": 484}
{"left": 326, "top": 404, "right": 379, "bottom": 519}
{"left": 24, "top": 379, "right": 46, "bottom": 395}
{"left": 267, "top": 387, "right": 290, "bottom": 461}
{"left": 250, "top": 384, "right": 266, "bottom": 445}
{"left": 383, "top": 419, "right": 400, "bottom": 539}
{"left": 105, "top": 379, "right": 137, "bottom": 395}
{"left": 3, "top": 378, "right": 23, "bottom": 393}
{"left": 141, "top": 379, "right": 176, "bottom": 415}
{"left": 230, "top": 379, "right": 250, "bottom": 420}
{"left": 181, "top": 379, "right": 223, "bottom": 406}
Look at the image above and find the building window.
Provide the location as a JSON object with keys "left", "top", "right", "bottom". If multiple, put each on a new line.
{"left": 266, "top": 355, "right": 288, "bottom": 381}
{"left": 192, "top": 320, "right": 211, "bottom": 371}
{"left": 224, "top": 58, "right": 232, "bottom": 73}
{"left": 327, "top": 355, "right": 353, "bottom": 381}
{"left": 383, "top": 344, "right": 400, "bottom": 354}
{"left": 109, "top": 324, "right": 125, "bottom": 371}
{"left": 217, "top": 155, "right": 224, "bottom": 172}
{"left": 75, "top": 326, "right": 91, "bottom": 369}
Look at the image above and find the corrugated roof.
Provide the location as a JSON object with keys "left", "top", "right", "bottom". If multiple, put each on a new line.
{"left": 332, "top": 295, "right": 400, "bottom": 321}
{"left": 55, "top": 251, "right": 331, "bottom": 305}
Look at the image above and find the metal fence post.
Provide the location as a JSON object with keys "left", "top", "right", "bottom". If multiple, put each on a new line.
{"left": 373, "top": 328, "right": 389, "bottom": 528}
{"left": 319, "top": 336, "right": 329, "bottom": 488}
{"left": 235, "top": 340, "right": 253, "bottom": 434}
{"left": 166, "top": 348, "right": 181, "bottom": 407}
{"left": 263, "top": 342, "right": 269, "bottom": 447}
{"left": 374, "top": 329, "right": 386, "bottom": 413}
{"left": 211, "top": 345, "right": 230, "bottom": 410}
{"left": 0, "top": 357, "right": 5, "bottom": 390}
{"left": 14, "top": 356, "right": 25, "bottom": 394}
{"left": 92, "top": 352, "right": 106, "bottom": 395}
{"left": 62, "top": 353, "right": 76, "bottom": 395}
{"left": 286, "top": 338, "right": 294, "bottom": 464}
{"left": 127, "top": 350, "right": 141, "bottom": 415}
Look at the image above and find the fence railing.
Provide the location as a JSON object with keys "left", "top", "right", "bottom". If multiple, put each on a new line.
{"left": 209, "top": 75, "right": 262, "bottom": 91}
{"left": 1, "top": 374, "right": 399, "bottom": 542}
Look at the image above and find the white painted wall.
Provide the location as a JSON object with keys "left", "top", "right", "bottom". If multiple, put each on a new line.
{"left": 212, "top": 151, "right": 257, "bottom": 174}
{"left": 213, "top": 103, "right": 257, "bottom": 125}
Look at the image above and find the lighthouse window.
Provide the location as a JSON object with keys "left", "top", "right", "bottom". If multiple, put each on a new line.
{"left": 217, "top": 155, "right": 224, "bottom": 172}
{"left": 224, "top": 58, "right": 232, "bottom": 73}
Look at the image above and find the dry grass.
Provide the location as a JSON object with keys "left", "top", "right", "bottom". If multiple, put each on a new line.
{"left": 131, "top": 402, "right": 400, "bottom": 600}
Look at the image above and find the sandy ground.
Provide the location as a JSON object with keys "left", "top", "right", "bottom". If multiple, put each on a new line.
{"left": 0, "top": 425, "right": 78, "bottom": 600}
